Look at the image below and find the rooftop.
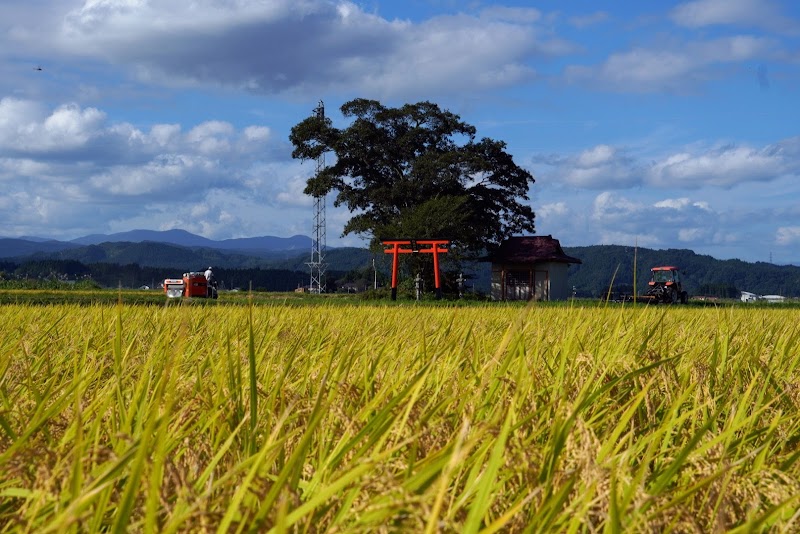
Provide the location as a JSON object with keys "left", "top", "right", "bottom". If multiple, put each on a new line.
{"left": 488, "top": 236, "right": 582, "bottom": 265}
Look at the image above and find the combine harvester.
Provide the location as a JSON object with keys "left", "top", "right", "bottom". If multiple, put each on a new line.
{"left": 164, "top": 272, "right": 218, "bottom": 299}
{"left": 640, "top": 266, "right": 688, "bottom": 304}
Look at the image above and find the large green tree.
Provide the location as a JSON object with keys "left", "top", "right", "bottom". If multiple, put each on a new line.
{"left": 289, "top": 98, "right": 535, "bottom": 255}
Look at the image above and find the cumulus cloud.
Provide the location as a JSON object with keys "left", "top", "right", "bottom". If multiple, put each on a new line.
{"left": 653, "top": 198, "right": 713, "bottom": 211}
{"left": 536, "top": 144, "right": 641, "bottom": 189}
{"left": 0, "top": 97, "right": 270, "bottom": 161}
{"left": 537, "top": 137, "right": 799, "bottom": 191}
{"left": 0, "top": 98, "right": 106, "bottom": 153}
{"left": 243, "top": 125, "right": 270, "bottom": 143}
{"left": 776, "top": 226, "right": 800, "bottom": 245}
{"left": 89, "top": 154, "right": 221, "bottom": 196}
{"left": 582, "top": 191, "right": 726, "bottom": 249}
{"left": 677, "top": 228, "right": 707, "bottom": 242}
{"left": 592, "top": 191, "right": 645, "bottom": 221}
{"left": 565, "top": 35, "right": 778, "bottom": 93}
{"left": 671, "top": 0, "right": 798, "bottom": 33}
{"left": 276, "top": 175, "right": 315, "bottom": 208}
{"left": 186, "top": 121, "right": 235, "bottom": 155}
{"left": 0, "top": 97, "right": 282, "bottom": 237}
{"left": 149, "top": 124, "right": 181, "bottom": 147}
{"left": 537, "top": 202, "right": 569, "bottom": 219}
{"left": 648, "top": 141, "right": 794, "bottom": 188}
{"left": 6, "top": 0, "right": 573, "bottom": 99}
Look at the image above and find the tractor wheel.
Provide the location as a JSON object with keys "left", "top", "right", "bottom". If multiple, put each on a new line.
{"left": 670, "top": 288, "right": 678, "bottom": 304}
{"left": 680, "top": 291, "right": 688, "bottom": 304}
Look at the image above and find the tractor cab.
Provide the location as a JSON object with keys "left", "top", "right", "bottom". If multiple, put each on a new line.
{"left": 645, "top": 266, "right": 688, "bottom": 304}
{"left": 650, "top": 266, "right": 680, "bottom": 285}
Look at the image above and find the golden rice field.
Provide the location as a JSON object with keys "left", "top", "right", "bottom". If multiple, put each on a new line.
{"left": 1, "top": 301, "right": 799, "bottom": 532}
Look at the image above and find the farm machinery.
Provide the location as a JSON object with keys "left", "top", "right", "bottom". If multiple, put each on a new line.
{"left": 164, "top": 272, "right": 218, "bottom": 299}
{"left": 642, "top": 266, "right": 688, "bottom": 304}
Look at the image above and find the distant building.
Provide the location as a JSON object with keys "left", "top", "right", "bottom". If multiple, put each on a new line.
{"left": 487, "top": 235, "right": 582, "bottom": 301}
{"left": 740, "top": 291, "right": 758, "bottom": 303}
{"left": 741, "top": 291, "right": 786, "bottom": 303}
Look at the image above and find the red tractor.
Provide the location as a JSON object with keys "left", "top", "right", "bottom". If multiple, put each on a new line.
{"left": 644, "top": 266, "right": 688, "bottom": 304}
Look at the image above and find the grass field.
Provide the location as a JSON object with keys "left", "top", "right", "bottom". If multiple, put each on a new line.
{"left": 1, "top": 296, "right": 799, "bottom": 532}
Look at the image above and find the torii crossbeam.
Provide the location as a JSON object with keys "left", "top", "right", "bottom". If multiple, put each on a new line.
{"left": 382, "top": 239, "right": 450, "bottom": 300}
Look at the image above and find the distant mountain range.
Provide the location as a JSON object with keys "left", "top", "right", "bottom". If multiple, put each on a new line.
{"left": 1, "top": 230, "right": 312, "bottom": 259}
{"left": 0, "top": 238, "right": 81, "bottom": 257}
{"left": 69, "top": 229, "right": 312, "bottom": 252}
{"left": 0, "top": 230, "right": 374, "bottom": 272}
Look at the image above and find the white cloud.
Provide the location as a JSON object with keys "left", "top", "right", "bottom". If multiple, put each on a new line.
{"left": 776, "top": 226, "right": 800, "bottom": 245}
{"left": 537, "top": 144, "right": 640, "bottom": 189}
{"left": 565, "top": 35, "right": 777, "bottom": 93}
{"left": 276, "top": 175, "right": 314, "bottom": 207}
{"left": 0, "top": 157, "right": 50, "bottom": 178}
{"left": 592, "top": 191, "right": 643, "bottom": 220}
{"left": 678, "top": 227, "right": 708, "bottom": 242}
{"left": 0, "top": 98, "right": 106, "bottom": 152}
{"left": 149, "top": 124, "right": 181, "bottom": 147}
{"left": 648, "top": 142, "right": 793, "bottom": 188}
{"left": 89, "top": 154, "right": 218, "bottom": 196}
{"left": 0, "top": 98, "right": 271, "bottom": 163}
{"left": 4, "top": 0, "right": 573, "bottom": 99}
{"left": 654, "top": 198, "right": 691, "bottom": 210}
{"left": 0, "top": 97, "right": 283, "bottom": 238}
{"left": 577, "top": 144, "right": 615, "bottom": 167}
{"left": 671, "top": 0, "right": 798, "bottom": 33}
{"left": 579, "top": 190, "right": 730, "bottom": 251}
{"left": 538, "top": 137, "right": 799, "bottom": 192}
{"left": 186, "top": 121, "right": 235, "bottom": 155}
{"left": 654, "top": 198, "right": 715, "bottom": 212}
{"left": 537, "top": 202, "right": 568, "bottom": 218}
{"left": 243, "top": 125, "right": 270, "bottom": 143}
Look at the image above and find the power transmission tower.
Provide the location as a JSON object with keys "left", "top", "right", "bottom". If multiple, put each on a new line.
{"left": 307, "top": 100, "right": 327, "bottom": 293}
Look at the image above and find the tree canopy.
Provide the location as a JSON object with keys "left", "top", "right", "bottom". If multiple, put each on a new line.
{"left": 289, "top": 98, "right": 535, "bottom": 255}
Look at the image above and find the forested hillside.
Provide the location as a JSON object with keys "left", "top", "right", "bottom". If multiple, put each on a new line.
{"left": 565, "top": 245, "right": 800, "bottom": 298}
{"left": 23, "top": 242, "right": 272, "bottom": 269}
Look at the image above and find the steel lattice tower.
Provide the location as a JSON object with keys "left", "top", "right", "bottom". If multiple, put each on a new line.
{"left": 307, "top": 100, "right": 327, "bottom": 293}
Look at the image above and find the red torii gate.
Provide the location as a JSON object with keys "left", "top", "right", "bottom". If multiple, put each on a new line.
{"left": 382, "top": 239, "right": 450, "bottom": 300}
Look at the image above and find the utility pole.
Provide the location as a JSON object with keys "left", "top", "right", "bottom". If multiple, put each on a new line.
{"left": 307, "top": 100, "right": 327, "bottom": 293}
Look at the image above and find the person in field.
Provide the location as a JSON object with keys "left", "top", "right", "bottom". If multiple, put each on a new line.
{"left": 204, "top": 267, "right": 215, "bottom": 298}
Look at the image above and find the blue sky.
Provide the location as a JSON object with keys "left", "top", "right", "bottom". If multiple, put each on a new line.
{"left": 1, "top": 0, "right": 799, "bottom": 263}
